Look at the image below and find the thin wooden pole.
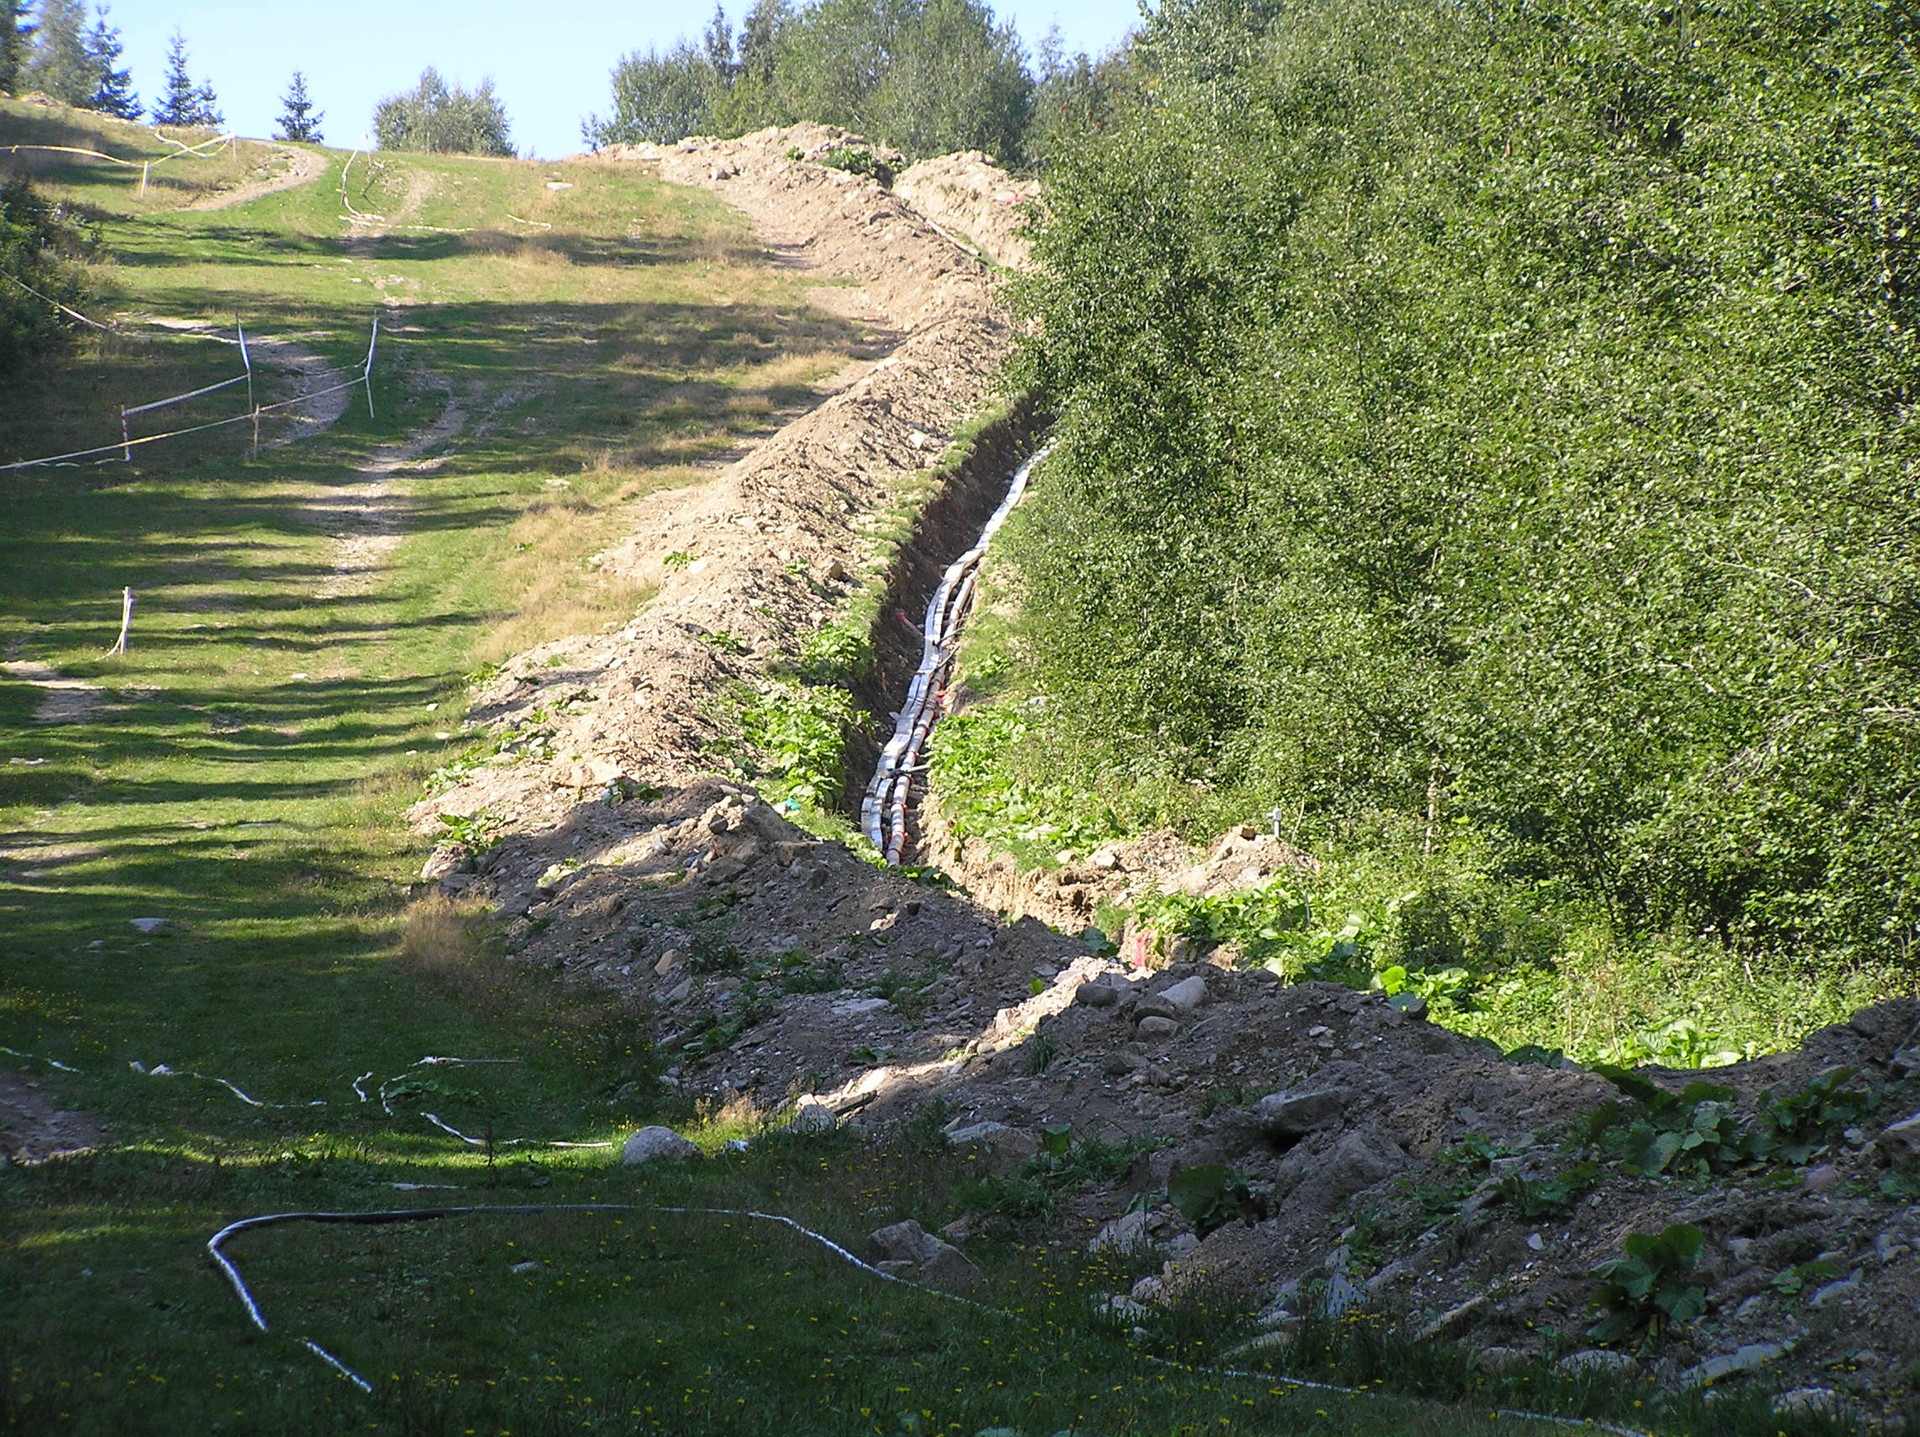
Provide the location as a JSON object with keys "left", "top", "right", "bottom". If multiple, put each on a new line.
{"left": 107, "top": 587, "right": 133, "bottom": 657}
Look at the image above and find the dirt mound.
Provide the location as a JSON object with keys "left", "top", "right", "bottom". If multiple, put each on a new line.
{"left": 893, "top": 151, "right": 1039, "bottom": 270}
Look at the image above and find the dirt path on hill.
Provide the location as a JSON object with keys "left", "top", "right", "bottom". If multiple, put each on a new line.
{"left": 0, "top": 660, "right": 104, "bottom": 724}
{"left": 187, "top": 143, "right": 327, "bottom": 211}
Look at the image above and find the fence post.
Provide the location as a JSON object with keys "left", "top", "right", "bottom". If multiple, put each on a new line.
{"left": 363, "top": 317, "right": 380, "bottom": 419}
{"left": 107, "top": 587, "right": 133, "bottom": 657}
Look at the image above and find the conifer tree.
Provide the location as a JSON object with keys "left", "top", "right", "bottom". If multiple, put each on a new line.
{"left": 23, "top": 0, "right": 90, "bottom": 105}
{"left": 152, "top": 28, "right": 218, "bottom": 126}
{"left": 0, "top": 0, "right": 33, "bottom": 95}
{"left": 83, "top": 6, "right": 136, "bottom": 118}
{"left": 273, "top": 70, "right": 323, "bottom": 142}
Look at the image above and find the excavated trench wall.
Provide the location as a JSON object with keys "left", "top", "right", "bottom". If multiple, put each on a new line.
{"left": 836, "top": 400, "right": 1042, "bottom": 817}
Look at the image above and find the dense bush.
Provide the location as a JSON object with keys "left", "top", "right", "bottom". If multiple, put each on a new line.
{"left": 0, "top": 177, "right": 90, "bottom": 373}
{"left": 1000, "top": 0, "right": 1920, "bottom": 974}
{"left": 374, "top": 68, "right": 513, "bottom": 157}
{"left": 585, "top": 0, "right": 1033, "bottom": 164}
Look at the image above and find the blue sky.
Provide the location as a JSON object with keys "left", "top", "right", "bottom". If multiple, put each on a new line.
{"left": 75, "top": 1, "right": 1140, "bottom": 158}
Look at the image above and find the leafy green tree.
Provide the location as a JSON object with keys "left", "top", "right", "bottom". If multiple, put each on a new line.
{"left": 373, "top": 68, "right": 513, "bottom": 156}
{"left": 582, "top": 42, "right": 718, "bottom": 147}
{"left": 0, "top": 0, "right": 34, "bottom": 95}
{"left": 83, "top": 6, "right": 136, "bottom": 118}
{"left": 273, "top": 70, "right": 323, "bottom": 142}
{"left": 151, "top": 29, "right": 218, "bottom": 126}
{"left": 22, "top": 0, "right": 90, "bottom": 105}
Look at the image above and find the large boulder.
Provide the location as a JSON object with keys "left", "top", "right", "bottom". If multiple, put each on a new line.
{"left": 621, "top": 1126, "right": 699, "bottom": 1165}
{"left": 868, "top": 1219, "right": 985, "bottom": 1290}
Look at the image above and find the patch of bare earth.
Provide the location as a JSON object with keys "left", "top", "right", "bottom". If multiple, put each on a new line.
{"left": 0, "top": 660, "right": 103, "bottom": 725}
{"left": 0, "top": 1070, "right": 101, "bottom": 1165}
{"left": 400, "top": 128, "right": 1920, "bottom": 1420}
{"left": 186, "top": 142, "right": 327, "bottom": 211}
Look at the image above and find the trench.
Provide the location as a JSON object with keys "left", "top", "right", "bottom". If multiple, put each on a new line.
{"left": 833, "top": 401, "right": 1044, "bottom": 861}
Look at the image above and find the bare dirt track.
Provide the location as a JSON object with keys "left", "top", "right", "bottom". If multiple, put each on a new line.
{"left": 404, "top": 127, "right": 1920, "bottom": 1425}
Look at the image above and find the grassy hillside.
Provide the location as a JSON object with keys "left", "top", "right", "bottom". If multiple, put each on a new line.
{"left": 933, "top": 0, "right": 1920, "bottom": 1066}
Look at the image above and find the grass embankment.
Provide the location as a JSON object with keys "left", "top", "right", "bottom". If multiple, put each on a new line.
{"left": 0, "top": 103, "right": 1599, "bottom": 1437}
{"left": 928, "top": 0, "right": 1919, "bottom": 1069}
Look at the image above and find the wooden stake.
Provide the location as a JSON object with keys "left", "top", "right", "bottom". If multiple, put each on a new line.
{"left": 107, "top": 587, "right": 133, "bottom": 657}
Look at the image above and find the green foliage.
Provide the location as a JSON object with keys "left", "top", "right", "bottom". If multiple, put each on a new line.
{"left": 1760, "top": 1067, "right": 1873, "bottom": 1165}
{"left": 1166, "top": 1162, "right": 1260, "bottom": 1238}
{"left": 820, "top": 144, "right": 890, "bottom": 185}
{"left": 1587, "top": 1224, "right": 1707, "bottom": 1344}
{"left": 436, "top": 809, "right": 502, "bottom": 855}
{"left": 375, "top": 67, "right": 513, "bottom": 156}
{"left": 0, "top": 175, "right": 89, "bottom": 373}
{"left": 1492, "top": 1162, "right": 1598, "bottom": 1221}
{"left": 586, "top": 0, "right": 1037, "bottom": 164}
{"left": 1581, "top": 1071, "right": 1767, "bottom": 1178}
{"left": 1003, "top": 0, "right": 1920, "bottom": 979}
{"left": 150, "top": 29, "right": 219, "bottom": 127}
{"left": 713, "top": 678, "right": 862, "bottom": 815}
{"left": 273, "top": 70, "right": 323, "bottom": 143}
{"left": 797, "top": 614, "right": 871, "bottom": 686}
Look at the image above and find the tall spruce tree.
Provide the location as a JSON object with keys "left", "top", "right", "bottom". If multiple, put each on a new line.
{"left": 0, "top": 0, "right": 33, "bottom": 94}
{"left": 83, "top": 6, "right": 136, "bottom": 117}
{"left": 273, "top": 70, "right": 323, "bottom": 141}
{"left": 23, "top": 0, "right": 90, "bottom": 105}
{"left": 152, "top": 29, "right": 218, "bottom": 126}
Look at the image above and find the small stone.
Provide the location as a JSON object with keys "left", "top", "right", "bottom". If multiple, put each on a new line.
{"left": 1130, "top": 1274, "right": 1164, "bottom": 1303}
{"left": 621, "top": 1126, "right": 699, "bottom": 1165}
{"left": 510, "top": 1260, "right": 547, "bottom": 1274}
{"left": 1526, "top": 1232, "right": 1546, "bottom": 1252}
{"left": 1164, "top": 1232, "right": 1199, "bottom": 1258}
{"left": 1075, "top": 981, "right": 1121, "bottom": 1009}
{"left": 1734, "top": 1293, "right": 1772, "bottom": 1322}
{"left": 1320, "top": 1271, "right": 1364, "bottom": 1318}
{"left": 1096, "top": 1295, "right": 1149, "bottom": 1321}
{"left": 1557, "top": 1349, "right": 1639, "bottom": 1377}
{"left": 1677, "top": 1342, "right": 1786, "bottom": 1387}
{"left": 1476, "top": 1347, "right": 1529, "bottom": 1375}
{"left": 1136, "top": 1015, "right": 1178, "bottom": 1040}
{"left": 1415, "top": 1294, "right": 1489, "bottom": 1341}
{"left": 129, "top": 917, "right": 168, "bottom": 934}
{"left": 1877, "top": 1111, "right": 1920, "bottom": 1167}
{"left": 1254, "top": 1086, "right": 1354, "bottom": 1139}
{"left": 1158, "top": 975, "right": 1209, "bottom": 1013}
{"left": 1774, "top": 1388, "right": 1843, "bottom": 1417}
{"left": 653, "top": 948, "right": 685, "bottom": 977}
{"left": 1090, "top": 1210, "right": 1152, "bottom": 1253}
{"left": 1808, "top": 1275, "right": 1860, "bottom": 1308}
{"left": 946, "top": 1122, "right": 1037, "bottom": 1171}
{"left": 783, "top": 1102, "right": 838, "bottom": 1135}
{"left": 662, "top": 977, "right": 693, "bottom": 1004}
{"left": 1802, "top": 1163, "right": 1841, "bottom": 1193}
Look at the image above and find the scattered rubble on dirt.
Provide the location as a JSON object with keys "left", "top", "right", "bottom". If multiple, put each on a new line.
{"left": 409, "top": 127, "right": 1920, "bottom": 1424}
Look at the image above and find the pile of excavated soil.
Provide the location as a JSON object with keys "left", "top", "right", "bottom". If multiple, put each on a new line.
{"left": 415, "top": 128, "right": 1920, "bottom": 1426}
{"left": 892, "top": 151, "right": 1040, "bottom": 270}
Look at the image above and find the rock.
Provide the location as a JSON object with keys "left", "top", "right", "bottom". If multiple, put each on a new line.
{"left": 509, "top": 1260, "right": 548, "bottom": 1274}
{"left": 129, "top": 917, "right": 169, "bottom": 934}
{"left": 1158, "top": 975, "right": 1209, "bottom": 1013}
{"left": 1137, "top": 1015, "right": 1178, "bottom": 1040}
{"left": 1254, "top": 1086, "right": 1354, "bottom": 1139}
{"left": 783, "top": 1102, "right": 838, "bottom": 1135}
{"left": 1677, "top": 1342, "right": 1786, "bottom": 1387}
{"left": 1476, "top": 1347, "right": 1529, "bottom": 1375}
{"left": 621, "top": 1126, "right": 699, "bottom": 1165}
{"left": 1134, "top": 994, "right": 1178, "bottom": 1021}
{"left": 1416, "top": 1293, "right": 1490, "bottom": 1341}
{"left": 1889, "top": 1047, "right": 1920, "bottom": 1079}
{"left": 946, "top": 1121, "right": 1037, "bottom": 1171}
{"left": 866, "top": 1219, "right": 984, "bottom": 1291}
{"left": 1297, "top": 1129, "right": 1405, "bottom": 1208}
{"left": 1164, "top": 1232, "right": 1200, "bottom": 1258}
{"left": 1802, "top": 1163, "right": 1841, "bottom": 1193}
{"left": 1090, "top": 1210, "right": 1152, "bottom": 1253}
{"left": 1074, "top": 981, "right": 1121, "bottom": 1009}
{"left": 662, "top": 977, "right": 693, "bottom": 1004}
{"left": 1808, "top": 1274, "right": 1860, "bottom": 1308}
{"left": 419, "top": 848, "right": 471, "bottom": 882}
{"left": 1774, "top": 1388, "right": 1843, "bottom": 1417}
{"left": 1320, "top": 1271, "right": 1364, "bottom": 1318}
{"left": 1130, "top": 1274, "right": 1164, "bottom": 1303}
{"left": 1557, "top": 1349, "right": 1639, "bottom": 1377}
{"left": 1877, "top": 1110, "right": 1920, "bottom": 1167}
{"left": 653, "top": 948, "right": 685, "bottom": 977}
{"left": 1096, "top": 1295, "right": 1149, "bottom": 1321}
